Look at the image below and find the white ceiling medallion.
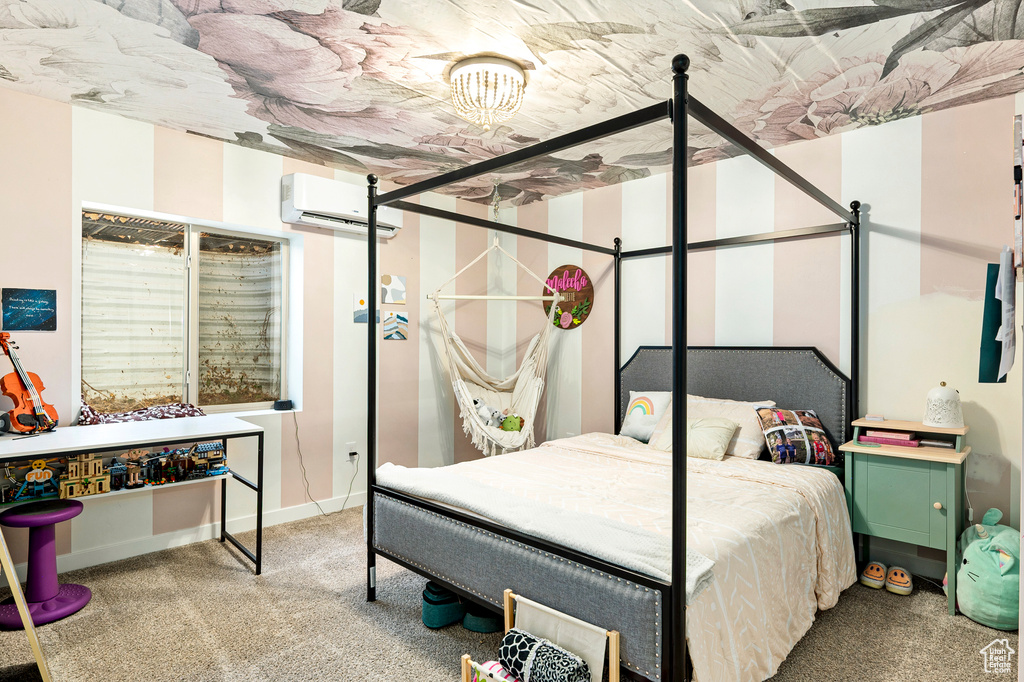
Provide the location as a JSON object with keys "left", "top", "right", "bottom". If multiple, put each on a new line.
{"left": 449, "top": 56, "right": 526, "bottom": 130}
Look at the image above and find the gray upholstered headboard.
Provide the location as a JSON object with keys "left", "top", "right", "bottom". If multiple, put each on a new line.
{"left": 619, "top": 346, "right": 852, "bottom": 446}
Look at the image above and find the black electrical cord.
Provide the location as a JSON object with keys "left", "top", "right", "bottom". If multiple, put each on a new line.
{"left": 340, "top": 451, "right": 359, "bottom": 513}
{"left": 292, "top": 411, "right": 360, "bottom": 516}
{"left": 292, "top": 411, "right": 326, "bottom": 516}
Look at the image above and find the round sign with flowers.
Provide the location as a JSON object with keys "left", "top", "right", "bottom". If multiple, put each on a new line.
{"left": 542, "top": 265, "right": 595, "bottom": 330}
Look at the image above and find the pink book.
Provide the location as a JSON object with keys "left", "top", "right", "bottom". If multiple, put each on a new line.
{"left": 864, "top": 429, "right": 915, "bottom": 440}
{"left": 859, "top": 435, "right": 920, "bottom": 447}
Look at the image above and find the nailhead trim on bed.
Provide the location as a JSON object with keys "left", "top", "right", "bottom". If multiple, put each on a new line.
{"left": 374, "top": 496, "right": 663, "bottom": 680}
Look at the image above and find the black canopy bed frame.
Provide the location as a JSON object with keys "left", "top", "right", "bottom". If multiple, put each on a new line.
{"left": 363, "top": 55, "right": 862, "bottom": 682}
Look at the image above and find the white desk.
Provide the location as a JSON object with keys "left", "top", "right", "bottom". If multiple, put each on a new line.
{"left": 0, "top": 416, "right": 260, "bottom": 458}
{"left": 0, "top": 415, "right": 265, "bottom": 574}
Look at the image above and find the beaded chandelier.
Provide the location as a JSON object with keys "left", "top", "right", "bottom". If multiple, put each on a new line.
{"left": 449, "top": 56, "right": 526, "bottom": 130}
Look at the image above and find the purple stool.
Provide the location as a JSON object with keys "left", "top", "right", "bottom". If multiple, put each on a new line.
{"left": 0, "top": 499, "right": 91, "bottom": 629}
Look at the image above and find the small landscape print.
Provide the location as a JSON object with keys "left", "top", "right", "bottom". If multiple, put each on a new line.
{"left": 383, "top": 311, "right": 408, "bottom": 340}
{"left": 2, "top": 288, "right": 57, "bottom": 331}
{"left": 353, "top": 294, "right": 380, "bottom": 324}
{"left": 381, "top": 274, "right": 406, "bottom": 304}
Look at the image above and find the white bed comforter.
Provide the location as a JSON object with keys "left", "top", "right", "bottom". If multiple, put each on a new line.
{"left": 375, "top": 433, "right": 856, "bottom": 682}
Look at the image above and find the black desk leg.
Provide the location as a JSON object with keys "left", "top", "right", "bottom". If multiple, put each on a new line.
{"left": 220, "top": 477, "right": 227, "bottom": 544}
{"left": 221, "top": 432, "right": 264, "bottom": 575}
{"left": 220, "top": 437, "right": 228, "bottom": 545}
{"left": 256, "top": 431, "right": 263, "bottom": 575}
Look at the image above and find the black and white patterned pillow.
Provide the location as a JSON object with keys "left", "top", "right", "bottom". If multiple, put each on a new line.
{"left": 499, "top": 628, "right": 538, "bottom": 680}
{"left": 529, "top": 641, "right": 591, "bottom": 682}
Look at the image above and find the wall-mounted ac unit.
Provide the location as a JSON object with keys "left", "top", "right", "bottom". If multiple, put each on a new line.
{"left": 281, "top": 173, "right": 402, "bottom": 239}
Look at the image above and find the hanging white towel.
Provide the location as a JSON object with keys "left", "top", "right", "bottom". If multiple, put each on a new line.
{"left": 995, "top": 245, "right": 1016, "bottom": 381}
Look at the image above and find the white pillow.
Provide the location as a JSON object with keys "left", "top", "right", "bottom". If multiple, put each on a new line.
{"left": 620, "top": 391, "right": 672, "bottom": 443}
{"left": 649, "top": 400, "right": 672, "bottom": 447}
{"left": 650, "top": 395, "right": 774, "bottom": 459}
{"left": 649, "top": 416, "right": 738, "bottom": 460}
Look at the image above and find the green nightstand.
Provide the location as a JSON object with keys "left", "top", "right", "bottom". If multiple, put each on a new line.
{"left": 839, "top": 418, "right": 970, "bottom": 615}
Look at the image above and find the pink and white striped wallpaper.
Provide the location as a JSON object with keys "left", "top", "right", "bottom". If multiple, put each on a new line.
{"left": 0, "top": 86, "right": 1019, "bottom": 575}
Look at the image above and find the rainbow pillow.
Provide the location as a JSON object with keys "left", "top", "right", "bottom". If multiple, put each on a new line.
{"left": 620, "top": 390, "right": 672, "bottom": 443}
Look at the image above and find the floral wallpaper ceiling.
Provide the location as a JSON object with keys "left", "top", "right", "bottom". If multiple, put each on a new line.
{"left": 1, "top": 0, "right": 1022, "bottom": 204}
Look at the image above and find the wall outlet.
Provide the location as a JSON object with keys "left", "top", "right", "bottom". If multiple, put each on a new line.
{"left": 346, "top": 442, "right": 358, "bottom": 458}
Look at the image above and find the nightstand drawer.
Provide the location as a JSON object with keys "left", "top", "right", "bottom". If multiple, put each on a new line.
{"left": 852, "top": 455, "right": 947, "bottom": 550}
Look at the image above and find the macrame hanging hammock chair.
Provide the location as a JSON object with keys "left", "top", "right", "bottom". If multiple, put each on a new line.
{"left": 430, "top": 238, "right": 560, "bottom": 457}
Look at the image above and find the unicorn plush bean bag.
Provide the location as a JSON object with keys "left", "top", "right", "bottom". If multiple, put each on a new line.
{"left": 949, "top": 508, "right": 1019, "bottom": 630}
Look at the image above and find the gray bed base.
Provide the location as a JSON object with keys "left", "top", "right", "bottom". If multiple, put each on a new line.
{"left": 373, "top": 493, "right": 665, "bottom": 680}
{"left": 371, "top": 346, "right": 851, "bottom": 682}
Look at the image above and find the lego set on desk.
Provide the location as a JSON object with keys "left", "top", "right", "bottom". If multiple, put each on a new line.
{"left": 0, "top": 441, "right": 227, "bottom": 504}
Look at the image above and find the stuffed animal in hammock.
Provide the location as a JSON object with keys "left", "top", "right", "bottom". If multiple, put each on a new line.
{"left": 501, "top": 414, "right": 525, "bottom": 432}
{"left": 944, "top": 508, "right": 1019, "bottom": 630}
{"left": 473, "top": 399, "right": 505, "bottom": 428}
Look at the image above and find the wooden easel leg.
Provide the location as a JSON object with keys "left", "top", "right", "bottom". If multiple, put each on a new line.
{"left": 608, "top": 630, "right": 620, "bottom": 682}
{"left": 503, "top": 589, "right": 514, "bottom": 634}
{"left": 461, "top": 654, "right": 471, "bottom": 682}
{"left": 0, "top": 531, "right": 51, "bottom": 682}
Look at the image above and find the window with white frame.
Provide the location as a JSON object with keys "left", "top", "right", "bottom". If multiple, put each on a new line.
{"left": 81, "top": 211, "right": 286, "bottom": 412}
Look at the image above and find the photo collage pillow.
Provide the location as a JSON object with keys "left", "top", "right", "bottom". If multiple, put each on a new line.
{"left": 754, "top": 407, "right": 840, "bottom": 466}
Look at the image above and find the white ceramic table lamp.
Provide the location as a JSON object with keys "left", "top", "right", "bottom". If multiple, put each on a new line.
{"left": 923, "top": 381, "right": 964, "bottom": 429}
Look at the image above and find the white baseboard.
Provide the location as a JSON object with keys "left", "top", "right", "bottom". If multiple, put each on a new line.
{"left": 225, "top": 490, "right": 367, "bottom": 534}
{"left": 0, "top": 491, "right": 366, "bottom": 587}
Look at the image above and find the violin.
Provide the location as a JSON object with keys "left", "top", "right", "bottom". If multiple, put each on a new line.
{"left": 0, "top": 333, "right": 58, "bottom": 433}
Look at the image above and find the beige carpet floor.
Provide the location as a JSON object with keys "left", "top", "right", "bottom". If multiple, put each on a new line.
{"left": 0, "top": 508, "right": 1013, "bottom": 681}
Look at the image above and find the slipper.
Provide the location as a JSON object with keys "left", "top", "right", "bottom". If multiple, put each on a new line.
{"left": 421, "top": 581, "right": 466, "bottom": 629}
{"left": 860, "top": 561, "right": 887, "bottom": 589}
{"left": 462, "top": 602, "right": 503, "bottom": 633}
{"left": 885, "top": 566, "right": 913, "bottom": 595}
